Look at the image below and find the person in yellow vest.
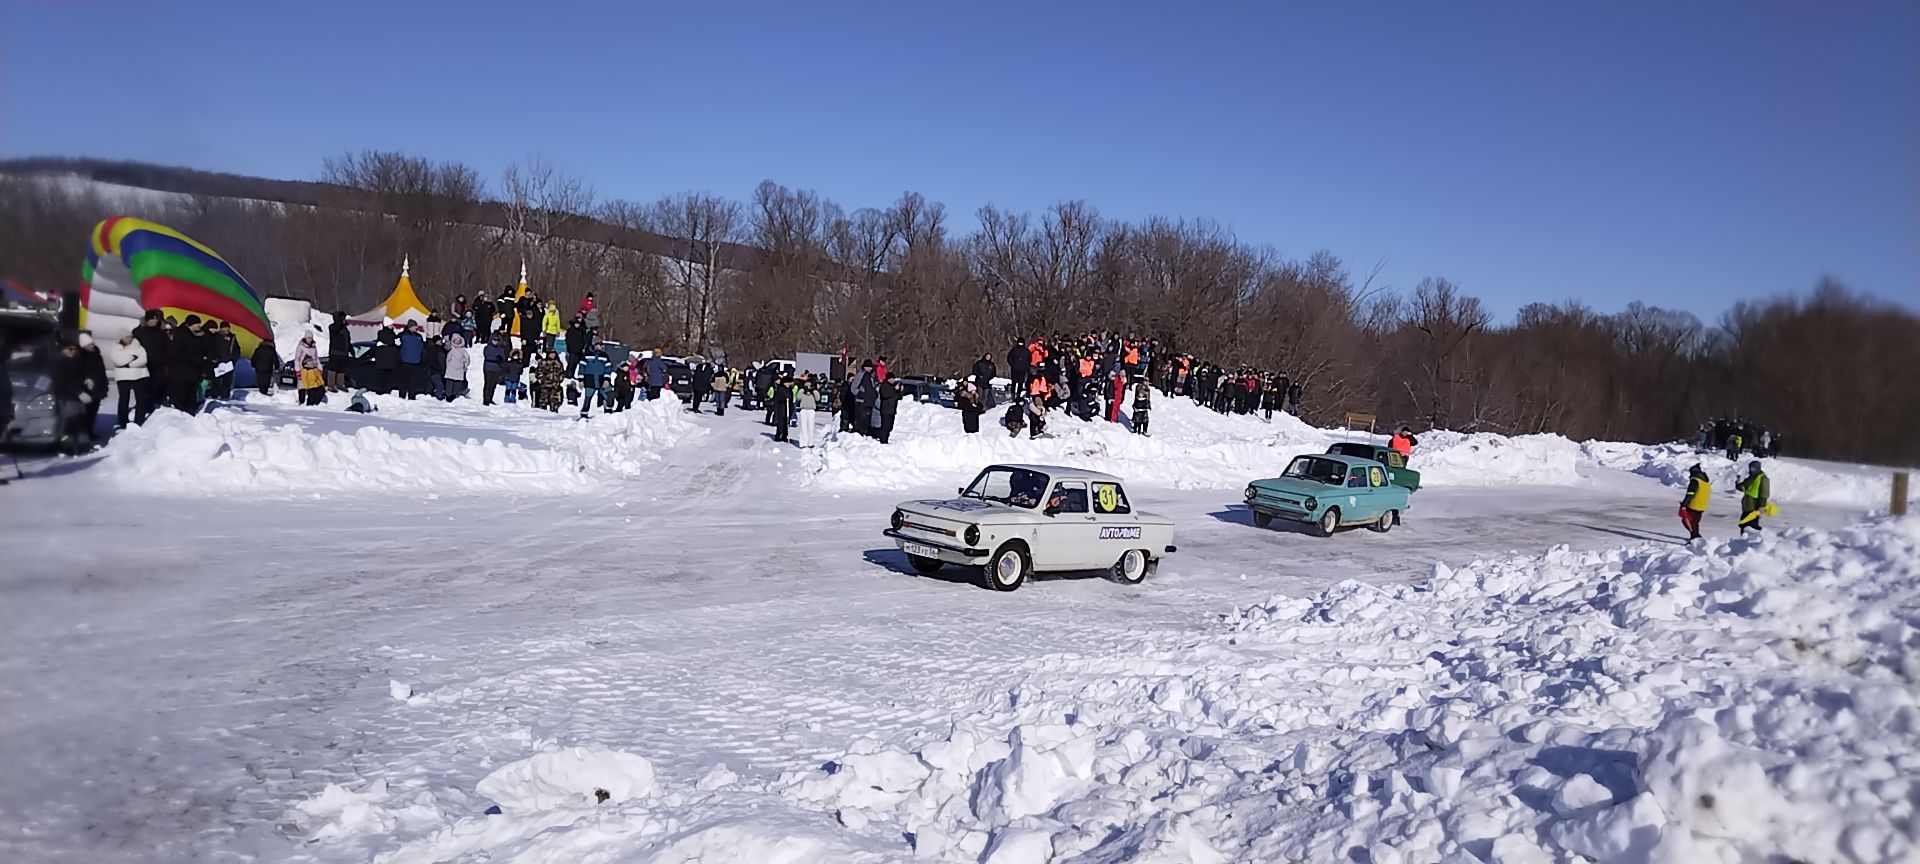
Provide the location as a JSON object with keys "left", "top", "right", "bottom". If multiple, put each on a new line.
{"left": 1678, "top": 463, "right": 1710, "bottom": 540}
{"left": 1737, "top": 461, "right": 1772, "bottom": 535}
{"left": 540, "top": 301, "right": 563, "bottom": 352}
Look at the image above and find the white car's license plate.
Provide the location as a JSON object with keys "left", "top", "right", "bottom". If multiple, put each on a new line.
{"left": 902, "top": 541, "right": 941, "bottom": 559}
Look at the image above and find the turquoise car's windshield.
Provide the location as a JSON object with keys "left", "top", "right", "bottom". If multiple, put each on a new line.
{"left": 963, "top": 467, "right": 1050, "bottom": 509}
{"left": 1283, "top": 456, "right": 1347, "bottom": 486}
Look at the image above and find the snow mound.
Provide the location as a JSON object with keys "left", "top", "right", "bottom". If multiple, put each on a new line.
{"left": 96, "top": 397, "right": 704, "bottom": 496}
{"left": 476, "top": 747, "right": 658, "bottom": 812}
{"left": 1414, "top": 430, "right": 1584, "bottom": 486}
{"left": 783, "top": 518, "right": 1920, "bottom": 862}
{"left": 99, "top": 407, "right": 588, "bottom": 495}
{"left": 1585, "top": 440, "right": 1915, "bottom": 510}
{"left": 808, "top": 397, "right": 1333, "bottom": 491}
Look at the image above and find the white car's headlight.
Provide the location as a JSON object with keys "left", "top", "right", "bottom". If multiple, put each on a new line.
{"left": 964, "top": 525, "right": 980, "bottom": 546}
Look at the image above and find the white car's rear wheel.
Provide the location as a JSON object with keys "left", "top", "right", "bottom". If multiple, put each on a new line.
{"left": 984, "top": 543, "right": 1029, "bottom": 592}
{"left": 1110, "top": 548, "right": 1150, "bottom": 584}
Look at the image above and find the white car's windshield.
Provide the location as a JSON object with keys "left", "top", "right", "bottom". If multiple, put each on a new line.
{"left": 1283, "top": 456, "right": 1347, "bottom": 486}
{"left": 963, "top": 467, "right": 1050, "bottom": 509}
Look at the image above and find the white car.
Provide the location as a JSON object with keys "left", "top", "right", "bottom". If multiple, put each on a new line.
{"left": 885, "top": 464, "right": 1177, "bottom": 591}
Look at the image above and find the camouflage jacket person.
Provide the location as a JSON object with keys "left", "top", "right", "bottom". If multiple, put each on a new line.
{"left": 535, "top": 354, "right": 566, "bottom": 400}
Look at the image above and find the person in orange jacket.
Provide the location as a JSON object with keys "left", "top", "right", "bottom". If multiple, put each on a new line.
{"left": 1389, "top": 426, "right": 1419, "bottom": 457}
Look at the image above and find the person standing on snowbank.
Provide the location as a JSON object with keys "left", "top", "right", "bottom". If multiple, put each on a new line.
{"left": 1132, "top": 378, "right": 1152, "bottom": 436}
{"left": 1738, "top": 462, "right": 1772, "bottom": 535}
{"left": 250, "top": 338, "right": 279, "bottom": 396}
{"left": 482, "top": 335, "right": 506, "bottom": 405}
{"left": 1678, "top": 464, "right": 1710, "bottom": 541}
{"left": 168, "top": 316, "right": 211, "bottom": 414}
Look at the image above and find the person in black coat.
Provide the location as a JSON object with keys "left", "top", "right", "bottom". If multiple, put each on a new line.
{"left": 874, "top": 374, "right": 902, "bottom": 444}
{"left": 1007, "top": 342, "right": 1030, "bottom": 391}
{"left": 425, "top": 335, "right": 447, "bottom": 399}
{"left": 767, "top": 372, "right": 795, "bottom": 442}
{"left": 837, "top": 372, "right": 858, "bottom": 432}
{"left": 472, "top": 294, "right": 495, "bottom": 344}
{"left": 971, "top": 353, "right": 997, "bottom": 410}
{"left": 370, "top": 328, "right": 400, "bottom": 394}
{"left": 565, "top": 318, "right": 588, "bottom": 377}
{"left": 52, "top": 342, "right": 96, "bottom": 453}
{"left": 326, "top": 312, "right": 352, "bottom": 392}
{"left": 853, "top": 361, "right": 879, "bottom": 437}
{"left": 132, "top": 310, "right": 169, "bottom": 413}
{"left": 77, "top": 335, "right": 109, "bottom": 438}
{"left": 206, "top": 321, "right": 238, "bottom": 399}
{"left": 167, "top": 317, "right": 211, "bottom": 414}
{"left": 689, "top": 363, "right": 715, "bottom": 413}
{"left": 251, "top": 340, "right": 280, "bottom": 395}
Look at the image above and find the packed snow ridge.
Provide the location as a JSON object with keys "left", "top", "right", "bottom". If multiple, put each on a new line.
{"left": 782, "top": 519, "right": 1920, "bottom": 863}
{"left": 97, "top": 395, "right": 703, "bottom": 496}
{"left": 292, "top": 519, "right": 1919, "bottom": 863}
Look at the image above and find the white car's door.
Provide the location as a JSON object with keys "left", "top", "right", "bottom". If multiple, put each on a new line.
{"left": 1032, "top": 480, "right": 1099, "bottom": 570}
{"left": 1088, "top": 481, "right": 1146, "bottom": 566}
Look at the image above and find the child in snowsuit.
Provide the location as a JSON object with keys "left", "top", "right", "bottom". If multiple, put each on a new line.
{"left": 1678, "top": 464, "right": 1710, "bottom": 540}
{"left": 299, "top": 358, "right": 326, "bottom": 406}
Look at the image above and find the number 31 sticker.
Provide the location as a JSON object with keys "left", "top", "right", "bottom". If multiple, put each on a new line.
{"left": 1097, "top": 486, "right": 1119, "bottom": 512}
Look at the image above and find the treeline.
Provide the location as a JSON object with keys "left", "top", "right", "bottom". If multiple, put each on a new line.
{"left": 1, "top": 152, "right": 1914, "bottom": 464}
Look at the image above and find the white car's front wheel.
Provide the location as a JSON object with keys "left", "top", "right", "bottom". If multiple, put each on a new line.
{"left": 1110, "top": 548, "right": 1150, "bottom": 585}
{"left": 984, "top": 542, "right": 1029, "bottom": 592}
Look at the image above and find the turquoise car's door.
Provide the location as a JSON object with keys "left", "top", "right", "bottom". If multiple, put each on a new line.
{"left": 1334, "top": 465, "right": 1390, "bottom": 522}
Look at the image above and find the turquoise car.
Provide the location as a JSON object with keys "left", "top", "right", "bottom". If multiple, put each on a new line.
{"left": 1244, "top": 453, "right": 1411, "bottom": 536}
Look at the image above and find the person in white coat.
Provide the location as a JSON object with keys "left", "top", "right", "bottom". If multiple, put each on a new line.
{"left": 443, "top": 334, "right": 471, "bottom": 401}
{"left": 106, "top": 332, "right": 149, "bottom": 428}
{"left": 795, "top": 372, "right": 821, "bottom": 448}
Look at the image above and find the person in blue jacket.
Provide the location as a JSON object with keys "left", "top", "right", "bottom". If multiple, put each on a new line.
{"left": 643, "top": 351, "right": 666, "bottom": 401}
{"left": 482, "top": 335, "right": 506, "bottom": 406}
{"left": 397, "top": 324, "right": 426, "bottom": 400}
{"left": 577, "top": 339, "right": 613, "bottom": 417}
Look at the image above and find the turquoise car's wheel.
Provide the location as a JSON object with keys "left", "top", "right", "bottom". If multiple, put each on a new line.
{"left": 1316, "top": 508, "right": 1340, "bottom": 537}
{"left": 1252, "top": 510, "right": 1273, "bottom": 529}
{"left": 984, "top": 542, "right": 1029, "bottom": 592}
{"left": 1110, "top": 549, "right": 1149, "bottom": 584}
{"left": 1372, "top": 510, "right": 1395, "bottom": 533}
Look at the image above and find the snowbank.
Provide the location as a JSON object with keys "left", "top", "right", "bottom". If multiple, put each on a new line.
{"left": 100, "top": 408, "right": 588, "bottom": 495}
{"left": 1584, "top": 440, "right": 1914, "bottom": 510}
{"left": 781, "top": 518, "right": 1920, "bottom": 862}
{"left": 807, "top": 398, "right": 1585, "bottom": 491}
{"left": 97, "top": 397, "right": 703, "bottom": 496}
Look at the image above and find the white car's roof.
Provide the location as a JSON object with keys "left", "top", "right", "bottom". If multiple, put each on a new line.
{"left": 988, "top": 464, "right": 1126, "bottom": 485}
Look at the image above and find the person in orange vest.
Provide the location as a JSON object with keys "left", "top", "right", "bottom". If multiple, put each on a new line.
{"left": 1389, "top": 426, "right": 1419, "bottom": 457}
{"left": 1026, "top": 376, "right": 1052, "bottom": 438}
{"left": 1678, "top": 464, "right": 1710, "bottom": 540}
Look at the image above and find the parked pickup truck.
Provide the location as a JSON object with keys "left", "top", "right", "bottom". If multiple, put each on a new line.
{"left": 1325, "top": 442, "right": 1421, "bottom": 491}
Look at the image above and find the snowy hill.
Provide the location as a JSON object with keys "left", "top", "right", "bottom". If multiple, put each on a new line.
{"left": 2, "top": 390, "right": 1914, "bottom": 863}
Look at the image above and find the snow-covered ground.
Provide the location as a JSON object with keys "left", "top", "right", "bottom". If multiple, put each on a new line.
{"left": 2, "top": 391, "right": 1913, "bottom": 863}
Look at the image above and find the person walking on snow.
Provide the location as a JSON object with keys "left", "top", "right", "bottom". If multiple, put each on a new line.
{"left": 576, "top": 339, "right": 612, "bottom": 417}
{"left": 250, "top": 337, "right": 279, "bottom": 396}
{"left": 1678, "top": 464, "right": 1711, "bottom": 541}
{"left": 1737, "top": 461, "right": 1773, "bottom": 535}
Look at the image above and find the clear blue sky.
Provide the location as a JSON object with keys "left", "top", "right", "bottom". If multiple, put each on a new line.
{"left": 4, "top": 0, "right": 1914, "bottom": 320}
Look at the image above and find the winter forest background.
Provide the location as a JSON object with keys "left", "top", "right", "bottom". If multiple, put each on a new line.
{"left": 2, "top": 153, "right": 1914, "bottom": 464}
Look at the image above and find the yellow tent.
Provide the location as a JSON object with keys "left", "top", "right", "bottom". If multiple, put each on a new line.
{"left": 351, "top": 257, "right": 431, "bottom": 328}
{"left": 509, "top": 260, "right": 530, "bottom": 337}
